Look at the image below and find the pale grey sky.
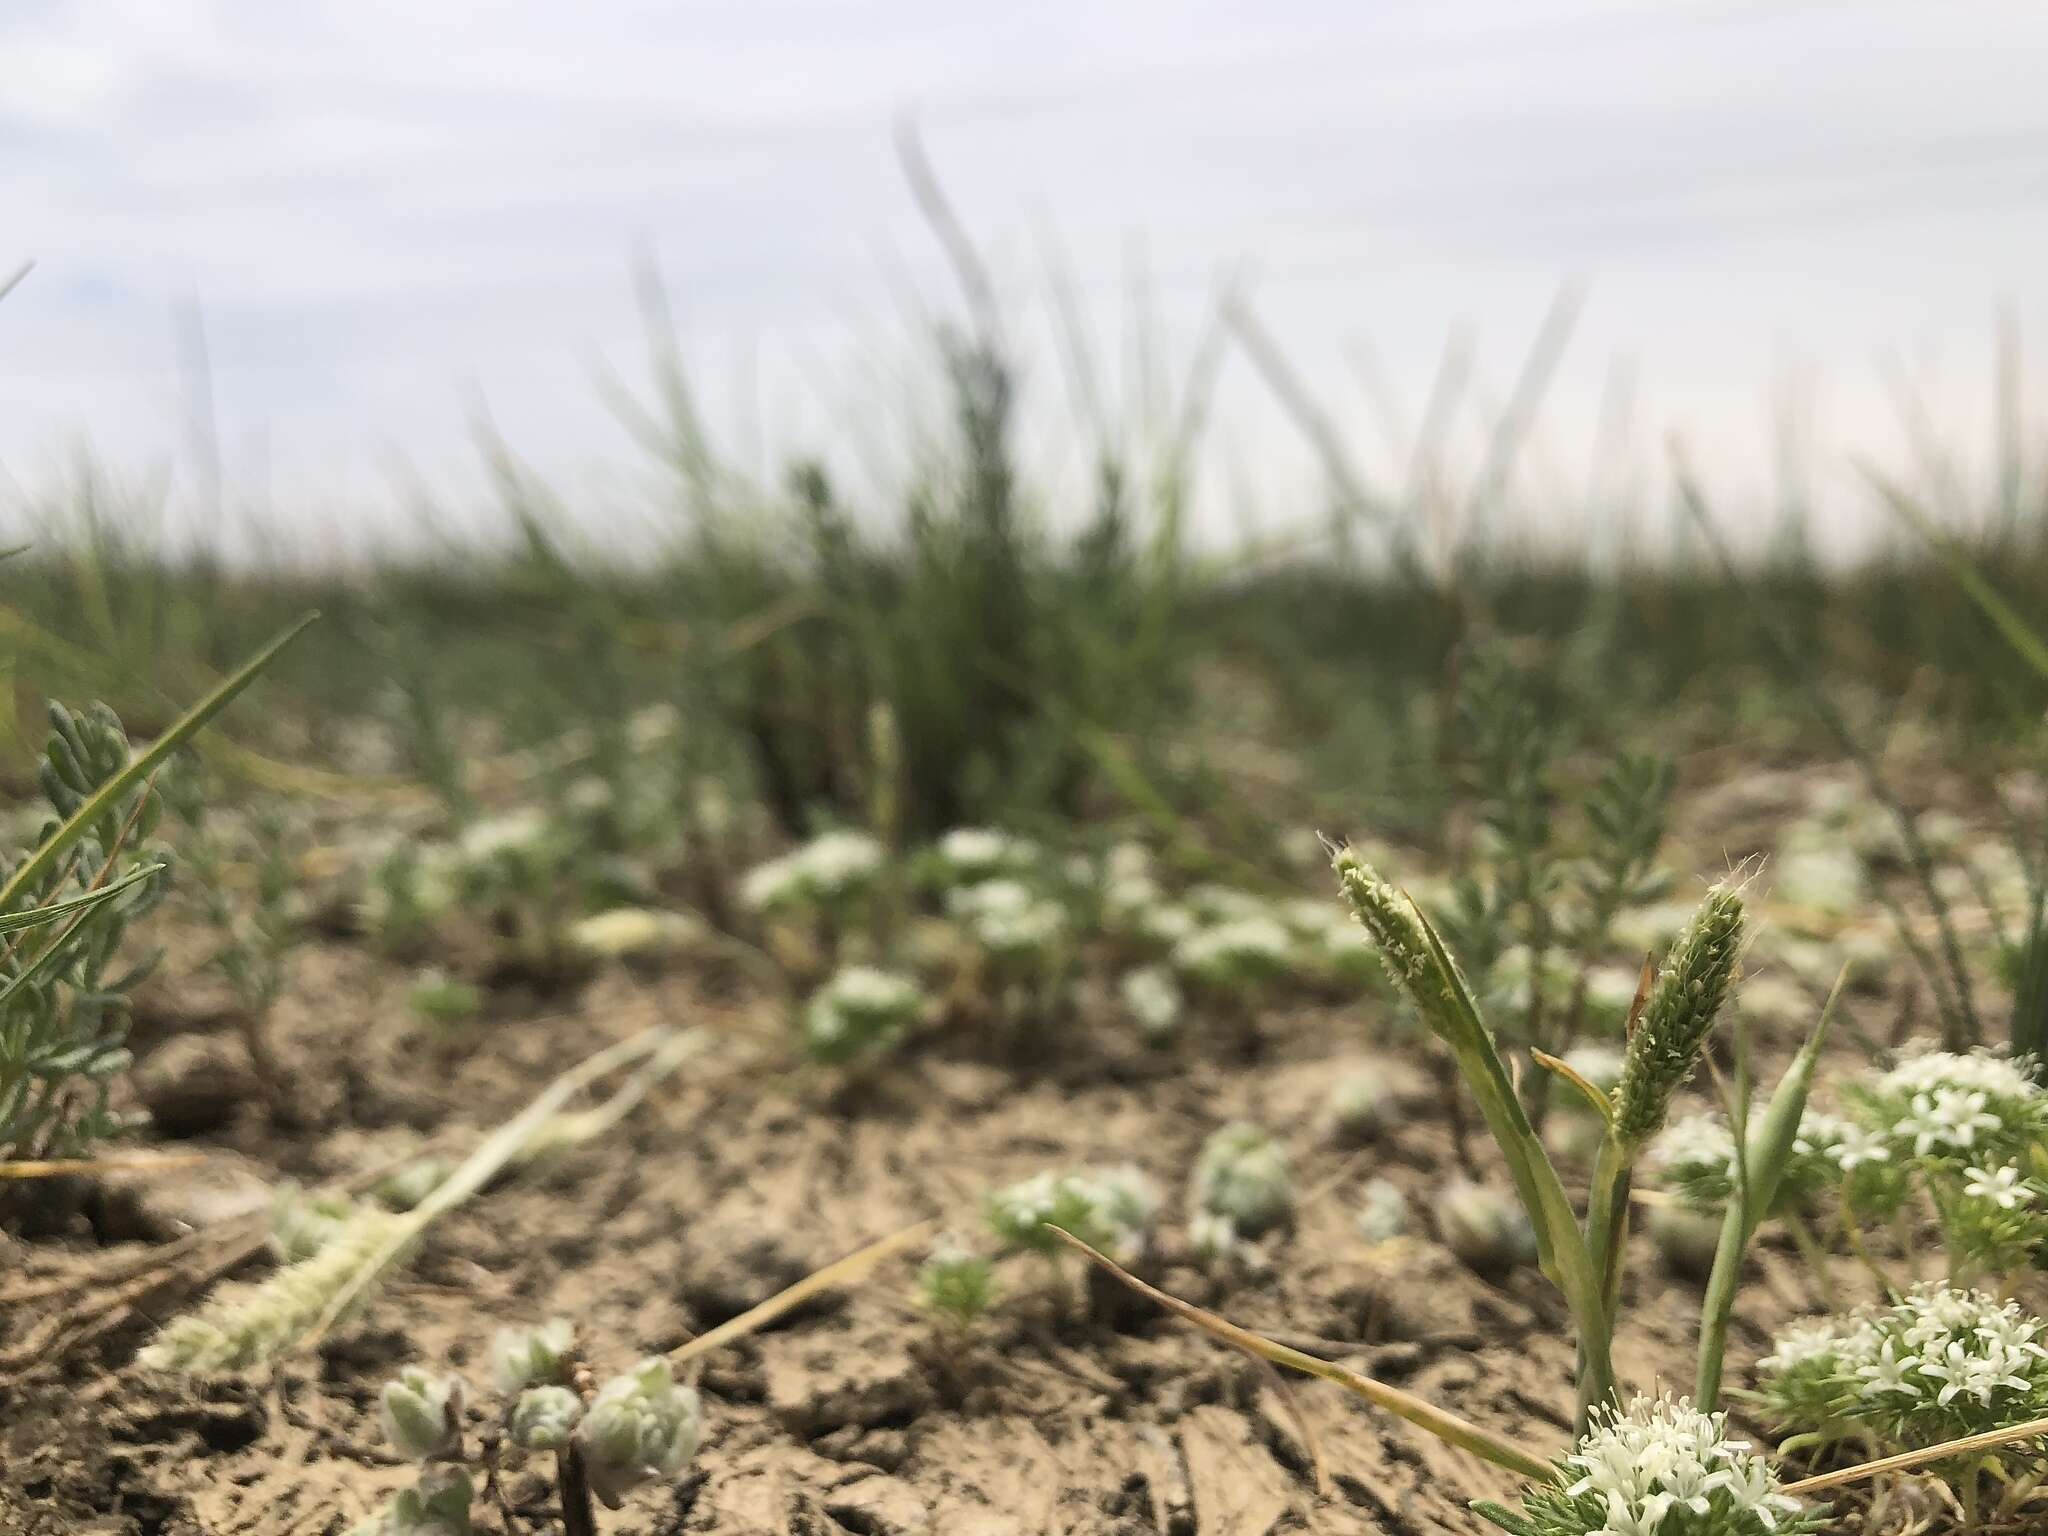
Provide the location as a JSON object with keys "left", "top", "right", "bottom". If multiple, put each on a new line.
{"left": 3, "top": 0, "right": 2046, "bottom": 559}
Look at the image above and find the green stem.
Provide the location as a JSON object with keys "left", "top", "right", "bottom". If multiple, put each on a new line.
{"left": 1577, "top": 1135, "right": 1633, "bottom": 1432}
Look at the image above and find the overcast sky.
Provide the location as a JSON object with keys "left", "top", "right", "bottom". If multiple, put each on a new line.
{"left": 3, "top": 0, "right": 2046, "bottom": 560}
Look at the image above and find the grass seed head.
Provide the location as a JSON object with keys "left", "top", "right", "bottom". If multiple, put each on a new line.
{"left": 1611, "top": 881, "right": 1746, "bottom": 1150}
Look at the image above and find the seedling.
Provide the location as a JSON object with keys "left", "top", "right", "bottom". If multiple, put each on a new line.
{"left": 359, "top": 1318, "right": 700, "bottom": 1535}
{"left": 916, "top": 1234, "right": 998, "bottom": 1331}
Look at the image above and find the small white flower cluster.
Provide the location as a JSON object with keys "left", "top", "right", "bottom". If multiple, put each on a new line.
{"left": 947, "top": 878, "right": 1066, "bottom": 957}
{"left": 985, "top": 1165, "right": 1159, "bottom": 1265}
{"left": 1876, "top": 1045, "right": 2044, "bottom": 1105}
{"left": 1120, "top": 965, "right": 1184, "bottom": 1042}
{"left": 1171, "top": 914, "right": 1295, "bottom": 988}
{"left": 1757, "top": 1286, "right": 2048, "bottom": 1447}
{"left": 1485, "top": 1394, "right": 1806, "bottom": 1536}
{"left": 931, "top": 826, "right": 1040, "bottom": 884}
{"left": 801, "top": 965, "right": 922, "bottom": 1065}
{"left": 1647, "top": 1107, "right": 1885, "bottom": 1215}
{"left": 739, "top": 830, "right": 885, "bottom": 913}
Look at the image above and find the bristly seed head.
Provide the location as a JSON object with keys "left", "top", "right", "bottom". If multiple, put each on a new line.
{"left": 1328, "top": 844, "right": 1471, "bottom": 1037}
{"left": 1610, "top": 881, "right": 1746, "bottom": 1150}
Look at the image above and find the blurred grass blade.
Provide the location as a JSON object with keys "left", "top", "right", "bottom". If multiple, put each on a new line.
{"left": 0, "top": 612, "right": 316, "bottom": 912}
{"left": 1866, "top": 469, "right": 2048, "bottom": 681}
{"left": 1048, "top": 1226, "right": 1556, "bottom": 1481}
{"left": 306, "top": 1025, "right": 701, "bottom": 1347}
{"left": 0, "top": 261, "right": 31, "bottom": 305}
{"left": 0, "top": 862, "right": 161, "bottom": 934}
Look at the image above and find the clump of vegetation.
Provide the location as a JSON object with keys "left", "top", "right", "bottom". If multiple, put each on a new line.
{"left": 916, "top": 1234, "right": 999, "bottom": 1331}
{"left": 1755, "top": 1288, "right": 2048, "bottom": 1528}
{"left": 1187, "top": 1122, "right": 1293, "bottom": 1263}
{"left": 0, "top": 702, "right": 170, "bottom": 1163}
{"left": 361, "top": 1317, "right": 700, "bottom": 1533}
{"left": 799, "top": 965, "right": 923, "bottom": 1066}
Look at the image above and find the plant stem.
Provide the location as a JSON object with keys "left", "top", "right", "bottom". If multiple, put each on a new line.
{"left": 1577, "top": 1134, "right": 1633, "bottom": 1432}
{"left": 558, "top": 1444, "right": 600, "bottom": 1536}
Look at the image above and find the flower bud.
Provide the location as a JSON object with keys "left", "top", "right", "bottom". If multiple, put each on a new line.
{"left": 379, "top": 1367, "right": 465, "bottom": 1461}
{"left": 574, "top": 1357, "right": 700, "bottom": 1509}
{"left": 508, "top": 1384, "right": 584, "bottom": 1451}
{"left": 1434, "top": 1180, "right": 1536, "bottom": 1277}
{"left": 491, "top": 1317, "right": 574, "bottom": 1393}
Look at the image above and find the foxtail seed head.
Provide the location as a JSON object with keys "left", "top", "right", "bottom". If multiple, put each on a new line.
{"left": 1328, "top": 844, "right": 1473, "bottom": 1041}
{"left": 1611, "top": 882, "right": 1746, "bottom": 1150}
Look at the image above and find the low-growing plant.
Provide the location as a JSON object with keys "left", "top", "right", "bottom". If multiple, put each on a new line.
{"left": 358, "top": 1317, "right": 700, "bottom": 1534}
{"left": 1754, "top": 1286, "right": 2048, "bottom": 1528}
{"left": 915, "top": 1233, "right": 999, "bottom": 1332}
{"left": 986, "top": 1165, "right": 1158, "bottom": 1305}
{"left": 1, "top": 618, "right": 310, "bottom": 1167}
{"left": 798, "top": 965, "right": 923, "bottom": 1067}
{"left": 1188, "top": 1122, "right": 1293, "bottom": 1262}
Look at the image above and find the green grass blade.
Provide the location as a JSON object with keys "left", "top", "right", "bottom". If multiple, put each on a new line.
{"left": 0, "top": 862, "right": 163, "bottom": 934}
{"left": 1694, "top": 970, "right": 1841, "bottom": 1406}
{"left": 0, "top": 612, "right": 316, "bottom": 912}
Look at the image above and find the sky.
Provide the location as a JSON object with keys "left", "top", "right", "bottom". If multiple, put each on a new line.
{"left": 2, "top": 0, "right": 2046, "bottom": 561}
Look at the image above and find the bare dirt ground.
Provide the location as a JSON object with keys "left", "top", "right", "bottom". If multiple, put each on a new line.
{"left": 0, "top": 763, "right": 2025, "bottom": 1536}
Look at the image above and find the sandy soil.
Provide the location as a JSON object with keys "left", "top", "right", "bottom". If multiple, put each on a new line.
{"left": 0, "top": 763, "right": 2026, "bottom": 1535}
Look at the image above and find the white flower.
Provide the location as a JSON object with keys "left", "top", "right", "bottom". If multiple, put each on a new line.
{"left": 1555, "top": 1395, "right": 1798, "bottom": 1536}
{"left": 1758, "top": 1320, "right": 1847, "bottom": 1374}
{"left": 1825, "top": 1123, "right": 1890, "bottom": 1172}
{"left": 1172, "top": 916, "right": 1295, "bottom": 982}
{"left": 801, "top": 966, "right": 922, "bottom": 1064}
{"left": 1962, "top": 1163, "right": 2034, "bottom": 1210}
{"left": 1895, "top": 1087, "right": 2003, "bottom": 1156}
{"left": 1878, "top": 1045, "right": 2043, "bottom": 1103}
{"left": 935, "top": 827, "right": 1038, "bottom": 880}
{"left": 740, "top": 831, "right": 885, "bottom": 911}
{"left": 1854, "top": 1339, "right": 1918, "bottom": 1397}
